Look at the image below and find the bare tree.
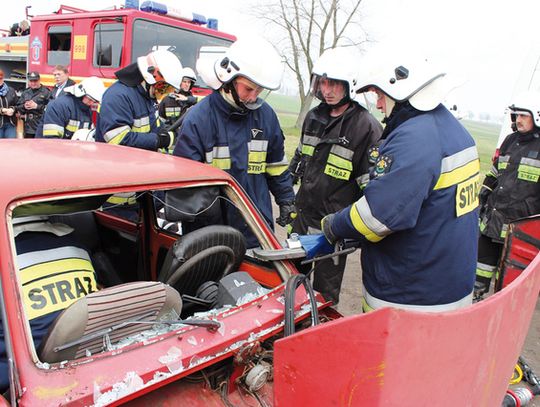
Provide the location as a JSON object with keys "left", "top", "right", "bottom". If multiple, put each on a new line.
{"left": 250, "top": 0, "right": 370, "bottom": 127}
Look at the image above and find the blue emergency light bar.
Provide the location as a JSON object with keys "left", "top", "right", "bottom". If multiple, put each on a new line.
{"left": 138, "top": 1, "right": 210, "bottom": 26}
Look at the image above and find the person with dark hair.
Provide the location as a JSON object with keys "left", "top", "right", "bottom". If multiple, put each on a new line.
{"left": 15, "top": 72, "right": 51, "bottom": 138}
{"left": 289, "top": 48, "right": 382, "bottom": 305}
{"left": 0, "top": 69, "right": 18, "bottom": 138}
{"left": 36, "top": 77, "right": 105, "bottom": 139}
{"left": 475, "top": 91, "right": 540, "bottom": 295}
{"left": 51, "top": 65, "right": 75, "bottom": 99}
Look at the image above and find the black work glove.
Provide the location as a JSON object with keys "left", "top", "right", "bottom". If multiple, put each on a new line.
{"left": 156, "top": 128, "right": 174, "bottom": 150}
{"left": 321, "top": 214, "right": 338, "bottom": 245}
{"left": 276, "top": 203, "right": 297, "bottom": 227}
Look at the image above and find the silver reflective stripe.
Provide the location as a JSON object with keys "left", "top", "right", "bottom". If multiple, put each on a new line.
{"left": 354, "top": 196, "right": 391, "bottom": 236}
{"left": 104, "top": 125, "right": 130, "bottom": 142}
{"left": 489, "top": 165, "right": 498, "bottom": 176}
{"left": 330, "top": 144, "right": 354, "bottom": 160}
{"left": 520, "top": 157, "right": 540, "bottom": 167}
{"left": 440, "top": 146, "right": 478, "bottom": 173}
{"left": 356, "top": 173, "right": 370, "bottom": 187}
{"left": 18, "top": 246, "right": 91, "bottom": 270}
{"left": 303, "top": 135, "right": 319, "bottom": 147}
{"left": 363, "top": 285, "right": 473, "bottom": 312}
{"left": 248, "top": 139, "right": 269, "bottom": 152}
{"left": 43, "top": 123, "right": 64, "bottom": 133}
{"left": 205, "top": 146, "right": 230, "bottom": 164}
{"left": 477, "top": 262, "right": 496, "bottom": 272}
{"left": 133, "top": 116, "right": 150, "bottom": 128}
{"left": 68, "top": 119, "right": 80, "bottom": 128}
{"left": 499, "top": 155, "right": 510, "bottom": 163}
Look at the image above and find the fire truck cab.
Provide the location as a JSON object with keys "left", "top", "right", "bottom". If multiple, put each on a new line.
{"left": 0, "top": 3, "right": 235, "bottom": 93}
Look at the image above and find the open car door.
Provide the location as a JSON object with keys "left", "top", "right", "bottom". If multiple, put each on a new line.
{"left": 496, "top": 215, "right": 540, "bottom": 291}
{"left": 273, "top": 248, "right": 540, "bottom": 406}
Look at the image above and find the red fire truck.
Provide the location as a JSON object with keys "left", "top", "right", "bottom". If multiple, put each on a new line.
{"left": 0, "top": 3, "right": 235, "bottom": 95}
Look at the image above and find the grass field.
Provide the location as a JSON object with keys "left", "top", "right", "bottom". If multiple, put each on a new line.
{"left": 268, "top": 95, "right": 502, "bottom": 175}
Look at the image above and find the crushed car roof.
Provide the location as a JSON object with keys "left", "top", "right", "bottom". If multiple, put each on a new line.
{"left": 0, "top": 140, "right": 231, "bottom": 200}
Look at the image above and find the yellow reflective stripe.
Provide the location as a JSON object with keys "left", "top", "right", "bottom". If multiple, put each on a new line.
{"left": 43, "top": 123, "right": 64, "bottom": 137}
{"left": 455, "top": 174, "right": 480, "bottom": 217}
{"left": 361, "top": 296, "right": 374, "bottom": 313}
{"left": 249, "top": 150, "right": 267, "bottom": 163}
{"left": 21, "top": 257, "right": 97, "bottom": 321}
{"left": 324, "top": 165, "right": 351, "bottom": 180}
{"left": 248, "top": 162, "right": 266, "bottom": 174}
{"left": 350, "top": 204, "right": 383, "bottom": 243}
{"left": 518, "top": 162, "right": 540, "bottom": 182}
{"left": 132, "top": 125, "right": 151, "bottom": 133}
{"left": 104, "top": 125, "right": 130, "bottom": 144}
{"left": 106, "top": 195, "right": 137, "bottom": 205}
{"left": 21, "top": 258, "right": 93, "bottom": 284}
{"left": 266, "top": 164, "right": 288, "bottom": 176}
{"left": 212, "top": 158, "right": 231, "bottom": 170}
{"left": 434, "top": 159, "right": 480, "bottom": 190}
{"left": 327, "top": 153, "right": 353, "bottom": 170}
{"left": 301, "top": 145, "right": 315, "bottom": 156}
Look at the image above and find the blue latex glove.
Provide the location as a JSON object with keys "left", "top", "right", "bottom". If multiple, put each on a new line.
{"left": 297, "top": 234, "right": 334, "bottom": 260}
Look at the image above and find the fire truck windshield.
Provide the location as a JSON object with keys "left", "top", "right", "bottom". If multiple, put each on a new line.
{"left": 132, "top": 19, "right": 233, "bottom": 88}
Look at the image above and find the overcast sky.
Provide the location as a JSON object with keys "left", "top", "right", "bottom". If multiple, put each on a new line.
{"left": 5, "top": 0, "right": 540, "bottom": 116}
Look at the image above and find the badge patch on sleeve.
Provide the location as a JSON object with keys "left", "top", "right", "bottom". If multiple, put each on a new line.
{"left": 374, "top": 154, "right": 393, "bottom": 177}
{"left": 368, "top": 146, "right": 380, "bottom": 164}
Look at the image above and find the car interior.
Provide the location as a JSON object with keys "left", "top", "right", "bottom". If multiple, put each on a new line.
{"left": 10, "top": 184, "right": 289, "bottom": 364}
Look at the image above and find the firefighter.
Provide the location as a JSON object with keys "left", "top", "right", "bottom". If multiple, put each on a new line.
{"left": 476, "top": 91, "right": 540, "bottom": 295}
{"left": 173, "top": 37, "right": 295, "bottom": 248}
{"left": 36, "top": 76, "right": 105, "bottom": 139}
{"left": 0, "top": 216, "right": 98, "bottom": 392}
{"left": 289, "top": 48, "right": 382, "bottom": 305}
{"left": 95, "top": 49, "right": 183, "bottom": 151}
{"left": 15, "top": 71, "right": 51, "bottom": 138}
{"left": 158, "top": 67, "right": 198, "bottom": 127}
{"left": 0, "top": 69, "right": 18, "bottom": 139}
{"left": 321, "top": 56, "right": 479, "bottom": 312}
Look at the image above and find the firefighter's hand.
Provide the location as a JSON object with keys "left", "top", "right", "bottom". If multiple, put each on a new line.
{"left": 276, "top": 203, "right": 296, "bottom": 227}
{"left": 321, "top": 214, "right": 338, "bottom": 245}
{"left": 157, "top": 129, "right": 175, "bottom": 150}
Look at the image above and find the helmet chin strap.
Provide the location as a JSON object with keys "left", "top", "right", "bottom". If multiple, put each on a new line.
{"left": 141, "top": 81, "right": 156, "bottom": 99}
{"left": 222, "top": 82, "right": 248, "bottom": 112}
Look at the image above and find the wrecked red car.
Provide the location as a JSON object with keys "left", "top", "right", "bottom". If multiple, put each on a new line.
{"left": 0, "top": 140, "right": 539, "bottom": 406}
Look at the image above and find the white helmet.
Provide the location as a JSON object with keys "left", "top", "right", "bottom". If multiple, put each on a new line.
{"left": 213, "top": 37, "right": 283, "bottom": 91}
{"left": 310, "top": 47, "right": 361, "bottom": 102}
{"left": 356, "top": 54, "right": 450, "bottom": 111}
{"left": 137, "top": 49, "right": 183, "bottom": 90}
{"left": 182, "top": 67, "right": 197, "bottom": 83}
{"left": 508, "top": 91, "right": 540, "bottom": 128}
{"left": 72, "top": 128, "right": 96, "bottom": 142}
{"left": 64, "top": 76, "right": 106, "bottom": 103}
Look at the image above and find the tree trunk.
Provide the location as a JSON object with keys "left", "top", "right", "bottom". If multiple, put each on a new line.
{"left": 295, "top": 93, "right": 314, "bottom": 128}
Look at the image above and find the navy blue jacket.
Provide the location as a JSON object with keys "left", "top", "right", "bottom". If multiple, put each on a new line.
{"left": 36, "top": 94, "right": 92, "bottom": 139}
{"left": 0, "top": 230, "right": 97, "bottom": 391}
{"left": 173, "top": 91, "right": 294, "bottom": 246}
{"left": 330, "top": 104, "right": 479, "bottom": 306}
{"left": 95, "top": 81, "right": 160, "bottom": 150}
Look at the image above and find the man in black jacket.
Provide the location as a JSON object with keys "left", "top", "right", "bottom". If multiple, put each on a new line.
{"left": 476, "top": 91, "right": 540, "bottom": 295}
{"left": 16, "top": 71, "right": 51, "bottom": 138}
{"left": 289, "top": 48, "right": 382, "bottom": 305}
{"left": 50, "top": 65, "right": 75, "bottom": 100}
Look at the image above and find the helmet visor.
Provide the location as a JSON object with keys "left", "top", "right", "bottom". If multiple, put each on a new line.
{"left": 310, "top": 74, "right": 348, "bottom": 104}
{"left": 234, "top": 77, "right": 271, "bottom": 110}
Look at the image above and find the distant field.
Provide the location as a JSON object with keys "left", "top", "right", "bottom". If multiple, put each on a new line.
{"left": 268, "top": 94, "right": 501, "bottom": 175}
